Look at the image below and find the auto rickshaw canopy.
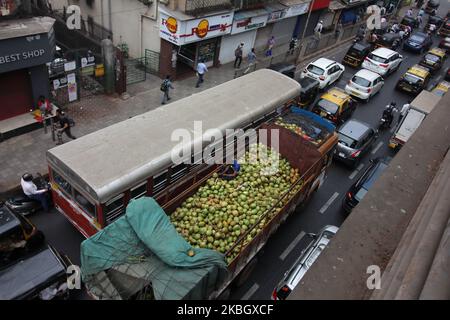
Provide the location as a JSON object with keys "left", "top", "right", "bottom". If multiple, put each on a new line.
{"left": 321, "top": 88, "right": 351, "bottom": 107}
{"left": 401, "top": 16, "right": 418, "bottom": 27}
{"left": 428, "top": 47, "right": 446, "bottom": 59}
{"left": 406, "top": 65, "right": 430, "bottom": 80}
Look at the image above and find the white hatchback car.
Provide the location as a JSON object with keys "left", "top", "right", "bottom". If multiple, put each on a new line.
{"left": 362, "top": 48, "right": 403, "bottom": 77}
{"left": 301, "top": 58, "right": 345, "bottom": 89}
{"left": 345, "top": 69, "right": 385, "bottom": 102}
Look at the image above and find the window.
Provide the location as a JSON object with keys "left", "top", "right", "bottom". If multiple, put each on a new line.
{"left": 131, "top": 182, "right": 147, "bottom": 199}
{"left": 105, "top": 195, "right": 124, "bottom": 216}
{"left": 53, "top": 170, "right": 72, "bottom": 196}
{"left": 74, "top": 189, "right": 96, "bottom": 217}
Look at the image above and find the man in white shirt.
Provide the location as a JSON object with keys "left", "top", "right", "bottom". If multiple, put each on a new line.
{"left": 196, "top": 60, "right": 208, "bottom": 88}
{"left": 398, "top": 101, "right": 411, "bottom": 124}
{"left": 21, "top": 173, "right": 49, "bottom": 212}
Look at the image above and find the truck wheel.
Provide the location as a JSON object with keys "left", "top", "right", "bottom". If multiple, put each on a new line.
{"left": 234, "top": 257, "right": 258, "bottom": 288}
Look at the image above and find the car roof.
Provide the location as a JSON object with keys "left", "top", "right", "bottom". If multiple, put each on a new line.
{"left": 412, "top": 32, "right": 427, "bottom": 38}
{"left": 355, "top": 69, "right": 380, "bottom": 81}
{"left": 371, "top": 47, "right": 395, "bottom": 58}
{"left": 428, "top": 47, "right": 446, "bottom": 58}
{"left": 311, "top": 58, "right": 336, "bottom": 69}
{"left": 407, "top": 64, "right": 430, "bottom": 78}
{"left": 321, "top": 87, "right": 350, "bottom": 104}
{"left": 352, "top": 42, "right": 371, "bottom": 51}
{"left": 339, "top": 119, "right": 372, "bottom": 139}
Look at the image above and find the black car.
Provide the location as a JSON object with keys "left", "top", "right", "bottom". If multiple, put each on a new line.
{"left": 343, "top": 157, "right": 391, "bottom": 213}
{"left": 375, "top": 33, "right": 402, "bottom": 50}
{"left": 400, "top": 16, "right": 420, "bottom": 29}
{"left": 425, "top": 0, "right": 440, "bottom": 15}
{"left": 403, "top": 32, "right": 433, "bottom": 53}
{"left": 298, "top": 77, "right": 320, "bottom": 108}
{"left": 425, "top": 15, "right": 444, "bottom": 31}
{"left": 0, "top": 204, "right": 70, "bottom": 300}
{"left": 268, "top": 62, "right": 296, "bottom": 79}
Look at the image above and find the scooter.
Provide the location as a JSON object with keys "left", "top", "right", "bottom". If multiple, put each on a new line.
{"left": 4, "top": 173, "right": 52, "bottom": 216}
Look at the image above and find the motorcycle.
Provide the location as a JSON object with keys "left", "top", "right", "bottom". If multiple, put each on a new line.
{"left": 378, "top": 113, "right": 393, "bottom": 131}
{"left": 4, "top": 173, "right": 52, "bottom": 216}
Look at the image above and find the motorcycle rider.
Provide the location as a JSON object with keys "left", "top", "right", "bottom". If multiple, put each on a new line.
{"left": 20, "top": 173, "right": 49, "bottom": 212}
{"left": 382, "top": 102, "right": 399, "bottom": 128}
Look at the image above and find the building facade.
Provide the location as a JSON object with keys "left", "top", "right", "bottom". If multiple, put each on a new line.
{"left": 0, "top": 16, "right": 56, "bottom": 121}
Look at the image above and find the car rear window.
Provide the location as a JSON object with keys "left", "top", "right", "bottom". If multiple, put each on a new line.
{"left": 410, "top": 35, "right": 424, "bottom": 43}
{"left": 368, "top": 53, "right": 387, "bottom": 63}
{"left": 338, "top": 133, "right": 358, "bottom": 148}
{"left": 361, "top": 162, "right": 388, "bottom": 191}
{"left": 424, "top": 54, "right": 440, "bottom": 62}
{"left": 317, "top": 99, "right": 339, "bottom": 114}
{"left": 307, "top": 64, "right": 325, "bottom": 75}
{"left": 352, "top": 75, "right": 371, "bottom": 87}
{"left": 354, "top": 187, "right": 369, "bottom": 201}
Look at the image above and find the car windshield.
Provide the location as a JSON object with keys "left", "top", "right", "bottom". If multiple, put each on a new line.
{"left": 307, "top": 64, "right": 325, "bottom": 75}
{"left": 424, "top": 54, "right": 440, "bottom": 62}
{"left": 403, "top": 73, "right": 423, "bottom": 84}
{"left": 317, "top": 99, "right": 339, "bottom": 114}
{"left": 352, "top": 75, "right": 371, "bottom": 87}
{"left": 338, "top": 133, "right": 357, "bottom": 148}
{"left": 410, "top": 35, "right": 424, "bottom": 43}
{"left": 368, "top": 53, "right": 387, "bottom": 63}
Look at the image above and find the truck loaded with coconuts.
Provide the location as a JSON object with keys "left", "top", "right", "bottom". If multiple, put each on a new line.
{"left": 80, "top": 107, "right": 338, "bottom": 300}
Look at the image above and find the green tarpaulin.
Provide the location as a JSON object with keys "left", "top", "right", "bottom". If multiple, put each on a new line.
{"left": 81, "top": 197, "right": 227, "bottom": 300}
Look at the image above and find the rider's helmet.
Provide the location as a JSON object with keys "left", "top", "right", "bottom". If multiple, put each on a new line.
{"left": 22, "top": 173, "right": 33, "bottom": 182}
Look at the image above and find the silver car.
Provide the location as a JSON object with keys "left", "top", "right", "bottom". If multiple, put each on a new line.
{"left": 272, "top": 225, "right": 339, "bottom": 300}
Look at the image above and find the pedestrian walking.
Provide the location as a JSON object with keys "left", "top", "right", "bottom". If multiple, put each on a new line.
{"left": 196, "top": 60, "right": 208, "bottom": 88}
{"left": 407, "top": 8, "right": 413, "bottom": 17}
{"left": 234, "top": 43, "right": 244, "bottom": 68}
{"left": 244, "top": 48, "right": 257, "bottom": 74}
{"left": 55, "top": 109, "right": 76, "bottom": 144}
{"left": 288, "top": 37, "right": 298, "bottom": 55}
{"left": 314, "top": 20, "right": 323, "bottom": 39}
{"left": 266, "top": 36, "right": 275, "bottom": 57}
{"left": 161, "top": 75, "right": 174, "bottom": 105}
{"left": 398, "top": 101, "right": 411, "bottom": 124}
{"left": 418, "top": 8, "right": 425, "bottom": 17}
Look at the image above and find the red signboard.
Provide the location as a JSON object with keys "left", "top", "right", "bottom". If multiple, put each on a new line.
{"left": 311, "top": 0, "right": 331, "bottom": 11}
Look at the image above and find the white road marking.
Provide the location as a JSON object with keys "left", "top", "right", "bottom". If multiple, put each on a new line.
{"left": 349, "top": 163, "right": 365, "bottom": 180}
{"left": 319, "top": 192, "right": 340, "bottom": 214}
{"left": 371, "top": 141, "right": 384, "bottom": 155}
{"left": 242, "top": 283, "right": 260, "bottom": 300}
{"left": 280, "top": 231, "right": 306, "bottom": 261}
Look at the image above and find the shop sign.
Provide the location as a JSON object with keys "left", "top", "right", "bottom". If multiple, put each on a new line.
{"left": 67, "top": 73, "right": 78, "bottom": 102}
{"left": 284, "top": 2, "right": 311, "bottom": 18}
{"left": 81, "top": 55, "right": 95, "bottom": 68}
{"left": 53, "top": 76, "right": 68, "bottom": 90}
{"left": 267, "top": 10, "right": 287, "bottom": 23}
{"left": 231, "top": 14, "right": 268, "bottom": 35}
{"left": 159, "top": 11, "right": 233, "bottom": 45}
{"left": 64, "top": 61, "right": 76, "bottom": 72}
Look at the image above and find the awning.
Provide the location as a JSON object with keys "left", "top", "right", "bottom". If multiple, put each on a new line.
{"left": 279, "top": 0, "right": 311, "bottom": 6}
{"left": 234, "top": 9, "right": 269, "bottom": 21}
{"left": 329, "top": 0, "right": 347, "bottom": 11}
{"left": 265, "top": 3, "right": 289, "bottom": 13}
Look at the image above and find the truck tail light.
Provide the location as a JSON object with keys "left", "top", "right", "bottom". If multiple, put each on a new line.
{"left": 351, "top": 150, "right": 361, "bottom": 158}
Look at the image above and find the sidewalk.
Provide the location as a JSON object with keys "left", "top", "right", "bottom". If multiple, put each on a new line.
{"left": 0, "top": 35, "right": 356, "bottom": 195}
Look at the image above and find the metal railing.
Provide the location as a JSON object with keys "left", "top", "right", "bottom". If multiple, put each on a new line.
{"left": 232, "top": 0, "right": 276, "bottom": 10}
{"left": 184, "top": 0, "right": 233, "bottom": 16}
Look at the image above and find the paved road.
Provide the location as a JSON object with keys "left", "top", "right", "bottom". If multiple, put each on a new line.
{"left": 230, "top": 10, "right": 450, "bottom": 300}
{"left": 28, "top": 5, "right": 450, "bottom": 301}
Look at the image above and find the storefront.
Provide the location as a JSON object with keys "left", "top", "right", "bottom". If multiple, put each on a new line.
{"left": 219, "top": 9, "right": 268, "bottom": 64}
{"left": 339, "top": 0, "right": 369, "bottom": 26}
{"left": 158, "top": 8, "right": 234, "bottom": 79}
{"left": 0, "top": 17, "right": 56, "bottom": 121}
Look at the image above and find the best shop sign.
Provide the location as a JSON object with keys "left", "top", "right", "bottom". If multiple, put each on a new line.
{"left": 159, "top": 11, "right": 234, "bottom": 45}
{"left": 0, "top": 33, "right": 54, "bottom": 73}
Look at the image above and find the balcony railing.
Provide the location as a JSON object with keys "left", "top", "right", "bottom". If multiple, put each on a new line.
{"left": 184, "top": 0, "right": 233, "bottom": 16}
{"left": 232, "top": 0, "right": 276, "bottom": 10}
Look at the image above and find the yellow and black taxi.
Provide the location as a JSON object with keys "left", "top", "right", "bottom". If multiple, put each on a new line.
{"left": 395, "top": 64, "right": 431, "bottom": 95}
{"left": 419, "top": 47, "right": 447, "bottom": 72}
{"left": 342, "top": 42, "right": 373, "bottom": 67}
{"left": 311, "top": 87, "right": 356, "bottom": 125}
{"left": 431, "top": 80, "right": 450, "bottom": 97}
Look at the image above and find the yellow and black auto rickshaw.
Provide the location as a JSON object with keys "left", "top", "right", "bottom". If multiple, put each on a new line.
{"left": 400, "top": 16, "right": 420, "bottom": 30}
{"left": 419, "top": 47, "right": 447, "bottom": 72}
{"left": 374, "top": 32, "right": 402, "bottom": 50}
{"left": 342, "top": 42, "right": 373, "bottom": 67}
{"left": 298, "top": 77, "right": 320, "bottom": 108}
{"left": 395, "top": 64, "right": 431, "bottom": 95}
